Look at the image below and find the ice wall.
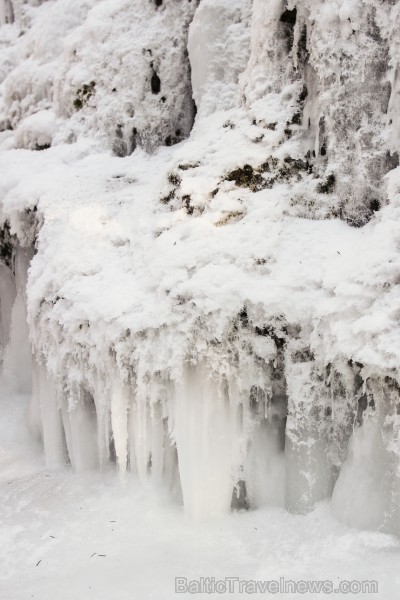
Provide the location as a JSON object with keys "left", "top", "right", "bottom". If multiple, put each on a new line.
{"left": 1, "top": 246, "right": 32, "bottom": 392}
{"left": 0, "top": 0, "right": 400, "bottom": 538}
{"left": 0, "top": 263, "right": 16, "bottom": 355}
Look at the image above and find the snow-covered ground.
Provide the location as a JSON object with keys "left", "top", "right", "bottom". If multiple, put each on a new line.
{"left": 1, "top": 388, "right": 400, "bottom": 600}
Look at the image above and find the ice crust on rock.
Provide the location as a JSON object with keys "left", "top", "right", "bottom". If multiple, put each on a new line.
{"left": 0, "top": 0, "right": 400, "bottom": 535}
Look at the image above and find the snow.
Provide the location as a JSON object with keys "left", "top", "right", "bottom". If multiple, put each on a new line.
{"left": 14, "top": 109, "right": 56, "bottom": 150}
{"left": 0, "top": 0, "right": 400, "bottom": 575}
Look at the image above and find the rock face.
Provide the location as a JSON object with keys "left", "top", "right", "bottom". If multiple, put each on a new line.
{"left": 0, "top": 0, "right": 400, "bottom": 533}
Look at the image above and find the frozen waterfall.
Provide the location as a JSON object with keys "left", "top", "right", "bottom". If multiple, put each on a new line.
{"left": 1, "top": 0, "right": 400, "bottom": 540}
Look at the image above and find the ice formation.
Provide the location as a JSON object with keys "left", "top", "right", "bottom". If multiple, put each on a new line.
{"left": 1, "top": 0, "right": 400, "bottom": 535}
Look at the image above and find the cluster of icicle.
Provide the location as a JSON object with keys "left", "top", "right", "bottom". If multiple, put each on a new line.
{"left": 2, "top": 251, "right": 400, "bottom": 538}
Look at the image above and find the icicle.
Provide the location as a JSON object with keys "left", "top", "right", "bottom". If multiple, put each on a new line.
{"left": 387, "top": 63, "right": 400, "bottom": 154}
{"left": 148, "top": 400, "right": 165, "bottom": 484}
{"left": 0, "top": 263, "right": 16, "bottom": 357}
{"left": 174, "top": 363, "right": 234, "bottom": 519}
{"left": 244, "top": 413, "right": 285, "bottom": 508}
{"left": 332, "top": 377, "right": 400, "bottom": 535}
{"left": 285, "top": 354, "right": 335, "bottom": 514}
{"left": 1, "top": 247, "right": 33, "bottom": 393}
{"left": 2, "top": 294, "right": 32, "bottom": 392}
{"left": 92, "top": 375, "right": 111, "bottom": 470}
{"left": 163, "top": 431, "right": 182, "bottom": 502}
{"left": 110, "top": 374, "right": 129, "bottom": 482}
{"left": 128, "top": 393, "right": 137, "bottom": 477}
{"left": 129, "top": 383, "right": 152, "bottom": 483}
{"left": 29, "top": 357, "right": 43, "bottom": 441}
{"left": 61, "top": 387, "right": 98, "bottom": 472}
{"left": 302, "top": 64, "right": 320, "bottom": 156}
{"left": 331, "top": 384, "right": 387, "bottom": 532}
{"left": 35, "top": 361, "right": 67, "bottom": 469}
{"left": 382, "top": 379, "right": 400, "bottom": 536}
{"left": 128, "top": 376, "right": 170, "bottom": 487}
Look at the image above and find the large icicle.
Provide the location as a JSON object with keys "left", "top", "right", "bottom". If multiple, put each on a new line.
{"left": 0, "top": 263, "right": 16, "bottom": 358}
{"left": 61, "top": 387, "right": 98, "bottom": 472}
{"left": 32, "top": 360, "right": 66, "bottom": 469}
{"left": 92, "top": 374, "right": 112, "bottom": 470}
{"left": 285, "top": 353, "right": 335, "bottom": 514}
{"left": 2, "top": 247, "right": 32, "bottom": 393}
{"left": 243, "top": 386, "right": 286, "bottom": 508}
{"left": 332, "top": 376, "right": 400, "bottom": 535}
{"left": 128, "top": 374, "right": 175, "bottom": 490}
{"left": 110, "top": 374, "right": 129, "bottom": 481}
{"left": 174, "top": 363, "right": 235, "bottom": 519}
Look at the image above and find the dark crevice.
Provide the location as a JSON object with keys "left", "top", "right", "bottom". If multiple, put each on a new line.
{"left": 109, "top": 437, "right": 117, "bottom": 463}
{"left": 280, "top": 8, "right": 297, "bottom": 53}
{"left": 151, "top": 71, "right": 161, "bottom": 94}
{"left": 318, "top": 117, "right": 327, "bottom": 155}
{"left": 280, "top": 7, "right": 297, "bottom": 26}
{"left": 0, "top": 221, "right": 16, "bottom": 271}
{"left": 130, "top": 127, "right": 137, "bottom": 153}
{"left": 369, "top": 199, "right": 380, "bottom": 213}
{"left": 231, "top": 480, "right": 250, "bottom": 511}
{"left": 382, "top": 81, "right": 392, "bottom": 114}
{"left": 113, "top": 124, "right": 137, "bottom": 157}
{"left": 385, "top": 150, "right": 399, "bottom": 171}
{"left": 297, "top": 24, "right": 309, "bottom": 68}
